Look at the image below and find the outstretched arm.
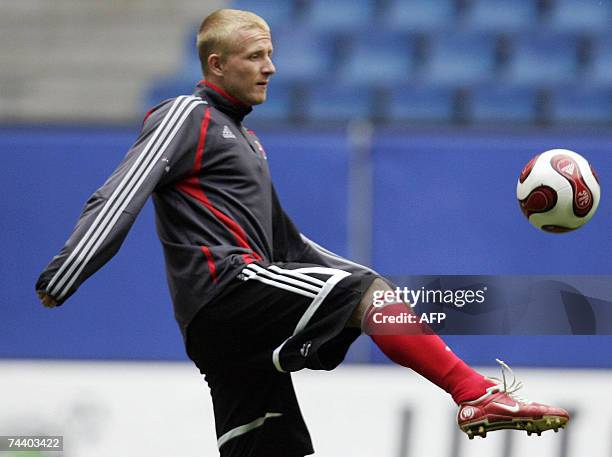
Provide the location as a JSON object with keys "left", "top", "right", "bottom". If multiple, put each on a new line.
{"left": 36, "top": 96, "right": 206, "bottom": 307}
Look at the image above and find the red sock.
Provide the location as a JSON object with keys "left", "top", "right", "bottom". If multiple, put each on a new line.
{"left": 365, "top": 303, "right": 495, "bottom": 404}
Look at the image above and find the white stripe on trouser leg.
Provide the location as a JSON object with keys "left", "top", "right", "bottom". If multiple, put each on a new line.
{"left": 54, "top": 99, "right": 205, "bottom": 299}
{"left": 246, "top": 264, "right": 322, "bottom": 293}
{"left": 241, "top": 269, "right": 317, "bottom": 299}
{"left": 272, "top": 340, "right": 289, "bottom": 373}
{"left": 268, "top": 264, "right": 326, "bottom": 287}
{"left": 217, "top": 412, "right": 283, "bottom": 449}
{"left": 48, "top": 96, "right": 204, "bottom": 299}
{"left": 272, "top": 267, "right": 351, "bottom": 373}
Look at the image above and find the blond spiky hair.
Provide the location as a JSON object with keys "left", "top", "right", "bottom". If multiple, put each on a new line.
{"left": 197, "top": 9, "right": 270, "bottom": 76}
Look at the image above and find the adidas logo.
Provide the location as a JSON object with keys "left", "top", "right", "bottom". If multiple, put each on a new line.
{"left": 222, "top": 125, "right": 236, "bottom": 139}
{"left": 561, "top": 163, "right": 575, "bottom": 175}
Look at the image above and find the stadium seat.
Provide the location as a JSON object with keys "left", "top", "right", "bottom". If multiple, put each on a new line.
{"left": 230, "top": 0, "right": 296, "bottom": 29}
{"left": 271, "top": 27, "right": 336, "bottom": 82}
{"left": 422, "top": 31, "right": 498, "bottom": 86}
{"left": 336, "top": 32, "right": 416, "bottom": 85}
{"left": 549, "top": 86, "right": 612, "bottom": 124}
{"left": 387, "top": 85, "right": 455, "bottom": 122}
{"left": 504, "top": 33, "right": 580, "bottom": 86}
{"left": 179, "top": 52, "right": 203, "bottom": 84}
{"left": 301, "top": 84, "right": 376, "bottom": 122}
{"left": 145, "top": 76, "right": 196, "bottom": 108}
{"left": 301, "top": 0, "right": 376, "bottom": 32}
{"left": 586, "top": 35, "right": 612, "bottom": 86}
{"left": 248, "top": 82, "right": 294, "bottom": 123}
{"left": 145, "top": 26, "right": 202, "bottom": 109}
{"left": 463, "top": 0, "right": 539, "bottom": 32}
{"left": 382, "top": 0, "right": 456, "bottom": 32}
{"left": 547, "top": 0, "right": 612, "bottom": 32}
{"left": 176, "top": 22, "right": 204, "bottom": 78}
{"left": 468, "top": 85, "right": 540, "bottom": 124}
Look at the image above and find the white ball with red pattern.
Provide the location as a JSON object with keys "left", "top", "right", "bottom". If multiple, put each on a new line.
{"left": 516, "top": 149, "right": 600, "bottom": 232}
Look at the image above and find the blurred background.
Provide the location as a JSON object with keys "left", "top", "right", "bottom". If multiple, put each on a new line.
{"left": 1, "top": 0, "right": 611, "bottom": 456}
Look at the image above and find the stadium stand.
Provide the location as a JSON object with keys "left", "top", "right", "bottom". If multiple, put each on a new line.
{"left": 267, "top": 27, "right": 337, "bottom": 83}
{"left": 301, "top": 0, "right": 376, "bottom": 32}
{"left": 335, "top": 32, "right": 416, "bottom": 85}
{"left": 546, "top": 0, "right": 612, "bottom": 32}
{"left": 0, "top": 0, "right": 223, "bottom": 122}
{"left": 382, "top": 0, "right": 456, "bottom": 33}
{"left": 586, "top": 34, "right": 612, "bottom": 86}
{"left": 468, "top": 85, "right": 541, "bottom": 124}
{"left": 421, "top": 31, "right": 499, "bottom": 86}
{"left": 503, "top": 32, "right": 581, "bottom": 86}
{"left": 247, "top": 80, "right": 294, "bottom": 122}
{"left": 387, "top": 84, "right": 456, "bottom": 123}
{"left": 463, "top": 0, "right": 540, "bottom": 32}
{"left": 230, "top": 0, "right": 296, "bottom": 29}
{"left": 302, "top": 83, "right": 377, "bottom": 122}
{"left": 1, "top": 0, "right": 611, "bottom": 125}
{"left": 549, "top": 86, "right": 612, "bottom": 124}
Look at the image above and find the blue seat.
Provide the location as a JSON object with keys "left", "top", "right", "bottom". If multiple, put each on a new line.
{"left": 550, "top": 86, "right": 612, "bottom": 124}
{"left": 248, "top": 82, "right": 294, "bottom": 123}
{"left": 387, "top": 85, "right": 455, "bottom": 122}
{"left": 302, "top": 0, "right": 376, "bottom": 32}
{"left": 587, "top": 35, "right": 612, "bottom": 86}
{"left": 547, "top": 0, "right": 612, "bottom": 32}
{"left": 464, "top": 0, "right": 539, "bottom": 32}
{"left": 302, "top": 84, "right": 375, "bottom": 122}
{"left": 336, "top": 32, "right": 416, "bottom": 85}
{"left": 382, "top": 0, "right": 455, "bottom": 32}
{"left": 504, "top": 33, "right": 579, "bottom": 86}
{"left": 176, "top": 22, "right": 204, "bottom": 80}
{"left": 145, "top": 76, "right": 196, "bottom": 109}
{"left": 423, "top": 31, "right": 498, "bottom": 86}
{"left": 230, "top": 0, "right": 296, "bottom": 29}
{"left": 180, "top": 51, "right": 203, "bottom": 83}
{"left": 271, "top": 27, "right": 335, "bottom": 82}
{"left": 469, "top": 85, "right": 539, "bottom": 123}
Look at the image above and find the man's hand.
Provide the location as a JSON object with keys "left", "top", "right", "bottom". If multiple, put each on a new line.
{"left": 37, "top": 290, "right": 58, "bottom": 308}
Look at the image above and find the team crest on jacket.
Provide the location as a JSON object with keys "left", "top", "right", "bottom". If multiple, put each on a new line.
{"left": 254, "top": 140, "right": 267, "bottom": 159}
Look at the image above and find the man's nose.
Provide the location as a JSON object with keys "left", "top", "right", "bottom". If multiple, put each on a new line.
{"left": 263, "top": 57, "right": 276, "bottom": 75}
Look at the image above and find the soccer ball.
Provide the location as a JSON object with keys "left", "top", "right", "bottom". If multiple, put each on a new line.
{"left": 516, "top": 149, "right": 600, "bottom": 232}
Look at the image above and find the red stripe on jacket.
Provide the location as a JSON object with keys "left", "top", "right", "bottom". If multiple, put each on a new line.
{"left": 142, "top": 108, "right": 155, "bottom": 125}
{"left": 200, "top": 246, "right": 219, "bottom": 283}
{"left": 199, "top": 80, "right": 249, "bottom": 108}
{"left": 176, "top": 107, "right": 262, "bottom": 265}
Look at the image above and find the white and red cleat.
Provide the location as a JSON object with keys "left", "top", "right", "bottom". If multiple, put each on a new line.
{"left": 457, "top": 359, "right": 569, "bottom": 439}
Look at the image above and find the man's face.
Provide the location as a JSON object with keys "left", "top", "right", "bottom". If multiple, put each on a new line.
{"left": 219, "top": 28, "right": 275, "bottom": 106}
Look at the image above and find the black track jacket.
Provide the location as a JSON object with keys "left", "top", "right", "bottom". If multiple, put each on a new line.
{"left": 36, "top": 81, "right": 374, "bottom": 336}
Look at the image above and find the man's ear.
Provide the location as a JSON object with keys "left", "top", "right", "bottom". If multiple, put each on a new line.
{"left": 207, "top": 54, "right": 224, "bottom": 78}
